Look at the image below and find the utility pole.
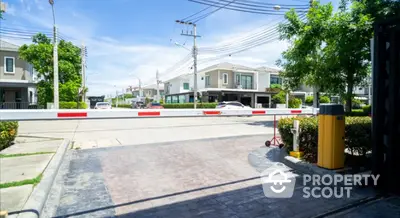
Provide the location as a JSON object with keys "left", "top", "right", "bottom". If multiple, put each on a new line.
{"left": 116, "top": 90, "right": 119, "bottom": 108}
{"left": 49, "top": 0, "right": 59, "bottom": 109}
{"left": 81, "top": 43, "right": 86, "bottom": 102}
{"left": 175, "top": 20, "right": 201, "bottom": 108}
{"left": 156, "top": 70, "right": 161, "bottom": 103}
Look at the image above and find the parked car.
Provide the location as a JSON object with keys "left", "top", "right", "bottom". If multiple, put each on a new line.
{"left": 94, "top": 102, "right": 112, "bottom": 109}
{"left": 132, "top": 101, "right": 145, "bottom": 109}
{"left": 216, "top": 101, "right": 251, "bottom": 109}
{"left": 146, "top": 102, "right": 164, "bottom": 109}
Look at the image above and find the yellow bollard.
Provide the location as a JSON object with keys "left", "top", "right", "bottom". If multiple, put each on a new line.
{"left": 317, "top": 104, "right": 345, "bottom": 169}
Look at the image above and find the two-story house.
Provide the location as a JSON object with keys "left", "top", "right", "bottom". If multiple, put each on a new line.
{"left": 131, "top": 83, "right": 165, "bottom": 101}
{"left": 164, "top": 62, "right": 284, "bottom": 108}
{"left": 0, "top": 40, "right": 37, "bottom": 109}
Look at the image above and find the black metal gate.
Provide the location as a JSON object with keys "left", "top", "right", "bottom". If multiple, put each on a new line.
{"left": 372, "top": 17, "right": 400, "bottom": 194}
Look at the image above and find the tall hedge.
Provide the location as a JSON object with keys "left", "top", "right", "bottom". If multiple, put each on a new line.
{"left": 0, "top": 121, "right": 18, "bottom": 150}
{"left": 59, "top": 102, "right": 87, "bottom": 109}
{"left": 278, "top": 116, "right": 371, "bottom": 163}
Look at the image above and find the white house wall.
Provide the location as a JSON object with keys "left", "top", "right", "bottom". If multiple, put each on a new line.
{"left": 168, "top": 78, "right": 182, "bottom": 95}
{"left": 258, "top": 72, "right": 269, "bottom": 91}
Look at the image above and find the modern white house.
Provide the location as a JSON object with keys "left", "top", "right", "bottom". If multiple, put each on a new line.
{"left": 164, "top": 62, "right": 289, "bottom": 108}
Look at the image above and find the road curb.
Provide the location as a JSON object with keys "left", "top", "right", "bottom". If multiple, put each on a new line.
{"left": 281, "top": 154, "right": 338, "bottom": 176}
{"left": 14, "top": 139, "right": 70, "bottom": 218}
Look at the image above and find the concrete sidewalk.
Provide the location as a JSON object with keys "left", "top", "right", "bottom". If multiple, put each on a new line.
{"left": 0, "top": 137, "right": 63, "bottom": 213}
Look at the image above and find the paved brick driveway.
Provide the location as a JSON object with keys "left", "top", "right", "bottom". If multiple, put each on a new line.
{"left": 45, "top": 134, "right": 374, "bottom": 218}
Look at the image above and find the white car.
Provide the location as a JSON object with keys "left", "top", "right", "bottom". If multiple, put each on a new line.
{"left": 216, "top": 101, "right": 252, "bottom": 109}
{"left": 94, "top": 102, "right": 112, "bottom": 109}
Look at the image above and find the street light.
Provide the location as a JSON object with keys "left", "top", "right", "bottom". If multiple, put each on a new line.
{"left": 49, "top": 0, "right": 59, "bottom": 109}
{"left": 173, "top": 41, "right": 191, "bottom": 51}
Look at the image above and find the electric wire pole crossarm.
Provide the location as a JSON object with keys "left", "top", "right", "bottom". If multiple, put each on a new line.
{"left": 175, "top": 20, "right": 201, "bottom": 109}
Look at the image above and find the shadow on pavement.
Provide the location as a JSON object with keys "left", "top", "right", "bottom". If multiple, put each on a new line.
{"left": 53, "top": 174, "right": 375, "bottom": 218}
{"left": 246, "top": 121, "right": 274, "bottom": 127}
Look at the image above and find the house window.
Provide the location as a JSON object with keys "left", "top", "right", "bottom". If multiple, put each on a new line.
{"left": 241, "top": 75, "right": 253, "bottom": 89}
{"left": 4, "top": 57, "right": 15, "bottom": 74}
{"left": 270, "top": 74, "right": 282, "bottom": 85}
{"left": 183, "top": 82, "right": 189, "bottom": 90}
{"left": 236, "top": 74, "right": 241, "bottom": 85}
{"left": 223, "top": 73, "right": 228, "bottom": 84}
{"left": 205, "top": 76, "right": 210, "bottom": 86}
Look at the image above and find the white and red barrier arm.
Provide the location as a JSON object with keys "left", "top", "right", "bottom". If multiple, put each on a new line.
{"left": 0, "top": 108, "right": 317, "bottom": 121}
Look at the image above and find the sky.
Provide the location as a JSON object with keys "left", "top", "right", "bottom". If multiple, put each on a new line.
{"left": 1, "top": 0, "right": 338, "bottom": 96}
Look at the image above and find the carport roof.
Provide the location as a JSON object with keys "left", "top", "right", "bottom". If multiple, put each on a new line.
{"left": 0, "top": 80, "right": 36, "bottom": 88}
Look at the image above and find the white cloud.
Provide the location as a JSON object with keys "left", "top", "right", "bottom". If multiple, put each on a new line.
{"left": 5, "top": 3, "right": 291, "bottom": 96}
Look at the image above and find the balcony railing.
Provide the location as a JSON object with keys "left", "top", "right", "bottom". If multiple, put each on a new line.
{"left": 0, "top": 102, "right": 40, "bottom": 109}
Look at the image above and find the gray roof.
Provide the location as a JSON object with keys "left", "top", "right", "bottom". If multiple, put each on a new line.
{"left": 199, "top": 62, "right": 256, "bottom": 73}
{"left": 256, "top": 66, "right": 280, "bottom": 73}
{"left": 142, "top": 83, "right": 164, "bottom": 90}
{"left": 0, "top": 39, "right": 20, "bottom": 52}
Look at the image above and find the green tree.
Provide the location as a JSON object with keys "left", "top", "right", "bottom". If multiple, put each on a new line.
{"left": 19, "top": 34, "right": 83, "bottom": 106}
{"left": 277, "top": 1, "right": 334, "bottom": 94}
{"left": 323, "top": 0, "right": 373, "bottom": 111}
{"left": 278, "top": 1, "right": 373, "bottom": 112}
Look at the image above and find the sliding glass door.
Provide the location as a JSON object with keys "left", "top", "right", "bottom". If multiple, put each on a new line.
{"left": 241, "top": 75, "right": 253, "bottom": 89}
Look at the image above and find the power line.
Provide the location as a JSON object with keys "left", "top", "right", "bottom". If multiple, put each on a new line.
{"left": 198, "top": 13, "right": 306, "bottom": 53}
{"left": 0, "top": 26, "right": 78, "bottom": 44}
{"left": 205, "top": 0, "right": 309, "bottom": 10}
{"left": 189, "top": 0, "right": 308, "bottom": 15}
{"left": 181, "top": 5, "right": 214, "bottom": 22}
{"left": 192, "top": 0, "right": 237, "bottom": 23}
{"left": 220, "top": 0, "right": 309, "bottom": 7}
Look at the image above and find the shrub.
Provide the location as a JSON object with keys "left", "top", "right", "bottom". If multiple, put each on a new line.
{"left": 272, "top": 91, "right": 286, "bottom": 104}
{"left": 345, "top": 109, "right": 368, "bottom": 117}
{"left": 345, "top": 117, "right": 371, "bottom": 156}
{"left": 270, "top": 84, "right": 282, "bottom": 89}
{"left": 352, "top": 98, "right": 363, "bottom": 109}
{"left": 113, "top": 104, "right": 131, "bottom": 108}
{"left": 305, "top": 96, "right": 330, "bottom": 105}
{"left": 362, "top": 105, "right": 371, "bottom": 114}
{"left": 320, "top": 96, "right": 331, "bottom": 103}
{"left": 288, "top": 97, "right": 302, "bottom": 108}
{"left": 162, "top": 103, "right": 217, "bottom": 109}
{"left": 0, "top": 121, "right": 19, "bottom": 150}
{"left": 305, "top": 96, "right": 313, "bottom": 105}
{"left": 278, "top": 116, "right": 371, "bottom": 163}
{"left": 59, "top": 102, "right": 87, "bottom": 109}
{"left": 278, "top": 117, "right": 318, "bottom": 162}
